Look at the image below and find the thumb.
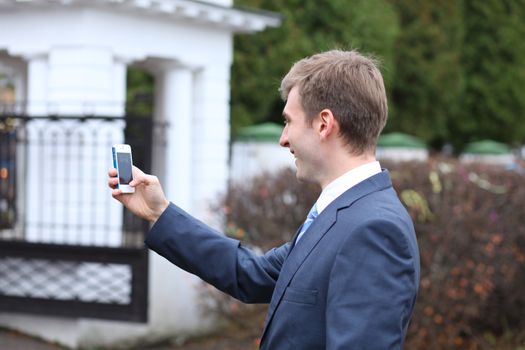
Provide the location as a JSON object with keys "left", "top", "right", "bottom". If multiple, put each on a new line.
{"left": 129, "top": 166, "right": 156, "bottom": 187}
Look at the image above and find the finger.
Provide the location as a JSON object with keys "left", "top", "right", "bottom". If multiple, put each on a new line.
{"left": 131, "top": 174, "right": 159, "bottom": 188}
{"left": 129, "top": 166, "right": 149, "bottom": 187}
{"left": 129, "top": 177, "right": 144, "bottom": 188}
{"left": 108, "top": 168, "right": 118, "bottom": 177}
{"left": 132, "top": 165, "right": 143, "bottom": 176}
{"left": 111, "top": 188, "right": 123, "bottom": 198}
{"left": 108, "top": 177, "right": 119, "bottom": 189}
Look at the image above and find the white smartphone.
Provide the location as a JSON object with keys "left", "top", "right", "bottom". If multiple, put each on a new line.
{"left": 112, "top": 144, "right": 135, "bottom": 193}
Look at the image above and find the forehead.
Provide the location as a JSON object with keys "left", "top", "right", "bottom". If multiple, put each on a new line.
{"left": 283, "top": 86, "right": 302, "bottom": 118}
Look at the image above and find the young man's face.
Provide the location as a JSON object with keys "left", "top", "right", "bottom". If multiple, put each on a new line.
{"left": 279, "top": 87, "right": 322, "bottom": 184}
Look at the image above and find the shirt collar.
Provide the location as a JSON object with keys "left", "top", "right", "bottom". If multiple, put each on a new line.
{"left": 316, "top": 161, "right": 381, "bottom": 214}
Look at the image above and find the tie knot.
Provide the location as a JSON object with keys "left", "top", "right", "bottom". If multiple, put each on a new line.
{"left": 307, "top": 204, "right": 318, "bottom": 221}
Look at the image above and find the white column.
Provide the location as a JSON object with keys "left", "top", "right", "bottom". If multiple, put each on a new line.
{"left": 13, "top": 71, "right": 26, "bottom": 114}
{"left": 192, "top": 64, "right": 230, "bottom": 225}
{"left": 158, "top": 65, "right": 194, "bottom": 212}
{"left": 148, "top": 63, "right": 211, "bottom": 338}
{"left": 110, "top": 57, "right": 128, "bottom": 117}
{"left": 24, "top": 54, "right": 49, "bottom": 241}
{"left": 26, "top": 54, "right": 49, "bottom": 116}
{"left": 151, "top": 73, "right": 166, "bottom": 182}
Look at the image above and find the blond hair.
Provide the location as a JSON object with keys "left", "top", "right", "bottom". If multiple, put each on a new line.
{"left": 280, "top": 50, "right": 388, "bottom": 155}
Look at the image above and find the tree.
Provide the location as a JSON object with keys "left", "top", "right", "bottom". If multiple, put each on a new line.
{"left": 451, "top": 0, "right": 525, "bottom": 151}
{"left": 387, "top": 0, "right": 463, "bottom": 150}
{"left": 231, "top": 0, "right": 400, "bottom": 134}
{"left": 126, "top": 67, "right": 154, "bottom": 116}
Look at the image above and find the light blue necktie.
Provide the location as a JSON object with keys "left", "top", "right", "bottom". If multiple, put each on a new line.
{"left": 295, "top": 203, "right": 318, "bottom": 243}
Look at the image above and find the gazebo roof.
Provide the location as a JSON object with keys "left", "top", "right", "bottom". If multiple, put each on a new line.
{"left": 463, "top": 140, "right": 511, "bottom": 155}
{"left": 377, "top": 132, "right": 426, "bottom": 149}
{"left": 237, "top": 122, "right": 283, "bottom": 142}
{"left": 0, "top": 0, "right": 282, "bottom": 33}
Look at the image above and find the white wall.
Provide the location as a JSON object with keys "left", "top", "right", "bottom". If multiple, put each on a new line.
{"left": 231, "top": 141, "right": 294, "bottom": 182}
{"left": 202, "top": 0, "right": 233, "bottom": 6}
{"left": 376, "top": 147, "right": 429, "bottom": 162}
{"left": 460, "top": 153, "right": 515, "bottom": 166}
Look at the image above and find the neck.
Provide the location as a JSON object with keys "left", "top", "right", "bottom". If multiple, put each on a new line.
{"left": 319, "top": 152, "right": 377, "bottom": 190}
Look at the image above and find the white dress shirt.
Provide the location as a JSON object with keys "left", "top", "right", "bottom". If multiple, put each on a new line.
{"left": 316, "top": 161, "right": 382, "bottom": 214}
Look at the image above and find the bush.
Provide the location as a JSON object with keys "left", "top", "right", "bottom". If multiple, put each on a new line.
{"left": 389, "top": 159, "right": 525, "bottom": 349}
{"left": 206, "top": 159, "right": 525, "bottom": 349}
{"left": 220, "top": 168, "right": 319, "bottom": 250}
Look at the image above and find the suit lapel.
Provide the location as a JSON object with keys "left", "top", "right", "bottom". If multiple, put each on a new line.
{"left": 260, "top": 170, "right": 393, "bottom": 343}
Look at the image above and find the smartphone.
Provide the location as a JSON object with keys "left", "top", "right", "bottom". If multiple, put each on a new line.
{"left": 112, "top": 144, "right": 135, "bottom": 193}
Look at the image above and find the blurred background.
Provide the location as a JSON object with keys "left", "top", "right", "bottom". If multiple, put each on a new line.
{"left": 1, "top": 0, "right": 524, "bottom": 349}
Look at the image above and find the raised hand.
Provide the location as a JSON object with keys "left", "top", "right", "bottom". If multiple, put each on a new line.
{"left": 108, "top": 166, "right": 170, "bottom": 223}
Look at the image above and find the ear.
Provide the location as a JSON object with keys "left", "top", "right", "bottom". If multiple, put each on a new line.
{"left": 316, "top": 109, "right": 338, "bottom": 140}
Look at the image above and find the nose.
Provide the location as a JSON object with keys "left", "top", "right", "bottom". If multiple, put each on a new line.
{"left": 279, "top": 125, "right": 289, "bottom": 148}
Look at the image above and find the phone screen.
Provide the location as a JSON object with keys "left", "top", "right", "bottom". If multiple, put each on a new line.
{"left": 117, "top": 152, "right": 133, "bottom": 184}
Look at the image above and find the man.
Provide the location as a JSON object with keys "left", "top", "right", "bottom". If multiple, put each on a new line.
{"left": 109, "top": 50, "right": 420, "bottom": 349}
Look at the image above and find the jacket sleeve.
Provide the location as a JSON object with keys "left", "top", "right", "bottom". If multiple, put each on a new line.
{"left": 325, "top": 219, "right": 419, "bottom": 350}
{"left": 145, "top": 203, "right": 290, "bottom": 303}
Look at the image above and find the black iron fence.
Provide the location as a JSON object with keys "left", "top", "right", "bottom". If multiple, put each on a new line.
{"left": 0, "top": 114, "right": 164, "bottom": 322}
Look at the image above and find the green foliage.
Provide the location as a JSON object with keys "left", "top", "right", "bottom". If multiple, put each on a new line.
{"left": 126, "top": 67, "right": 154, "bottom": 117}
{"left": 231, "top": 0, "right": 399, "bottom": 133}
{"left": 451, "top": 0, "right": 525, "bottom": 150}
{"left": 232, "top": 0, "right": 525, "bottom": 151}
{"left": 387, "top": 0, "right": 463, "bottom": 149}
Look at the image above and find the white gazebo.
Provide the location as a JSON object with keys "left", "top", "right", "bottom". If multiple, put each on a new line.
{"left": 0, "top": 0, "right": 280, "bottom": 348}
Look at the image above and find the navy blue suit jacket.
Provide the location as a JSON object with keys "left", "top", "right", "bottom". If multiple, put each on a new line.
{"left": 145, "top": 170, "right": 420, "bottom": 349}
